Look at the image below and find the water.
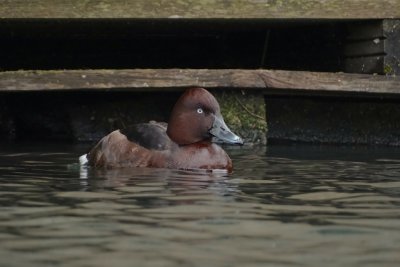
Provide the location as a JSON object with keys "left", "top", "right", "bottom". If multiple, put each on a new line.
{"left": 0, "top": 143, "right": 399, "bottom": 267}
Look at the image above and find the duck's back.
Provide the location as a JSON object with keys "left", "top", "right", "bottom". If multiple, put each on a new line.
{"left": 120, "top": 122, "right": 171, "bottom": 150}
{"left": 87, "top": 122, "right": 170, "bottom": 168}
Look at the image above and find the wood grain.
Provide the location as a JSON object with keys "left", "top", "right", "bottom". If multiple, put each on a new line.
{"left": 0, "top": 0, "right": 399, "bottom": 19}
{"left": 1, "top": 69, "right": 400, "bottom": 96}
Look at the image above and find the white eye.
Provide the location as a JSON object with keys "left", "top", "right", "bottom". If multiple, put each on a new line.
{"left": 197, "top": 108, "right": 203, "bottom": 114}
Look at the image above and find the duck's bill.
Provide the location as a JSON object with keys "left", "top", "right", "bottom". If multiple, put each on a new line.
{"left": 209, "top": 115, "right": 244, "bottom": 145}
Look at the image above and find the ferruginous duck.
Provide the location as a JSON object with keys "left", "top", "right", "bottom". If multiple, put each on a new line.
{"left": 79, "top": 87, "right": 243, "bottom": 172}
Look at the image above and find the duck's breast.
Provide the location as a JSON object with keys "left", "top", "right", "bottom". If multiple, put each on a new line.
{"left": 168, "top": 143, "right": 232, "bottom": 171}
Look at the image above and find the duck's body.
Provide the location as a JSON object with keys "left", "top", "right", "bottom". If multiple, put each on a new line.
{"left": 85, "top": 128, "right": 232, "bottom": 171}
{"left": 80, "top": 88, "right": 242, "bottom": 172}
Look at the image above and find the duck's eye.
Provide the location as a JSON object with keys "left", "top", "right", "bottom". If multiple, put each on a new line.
{"left": 197, "top": 108, "right": 203, "bottom": 114}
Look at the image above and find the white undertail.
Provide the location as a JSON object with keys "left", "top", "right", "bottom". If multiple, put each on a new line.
{"left": 79, "top": 154, "right": 88, "bottom": 165}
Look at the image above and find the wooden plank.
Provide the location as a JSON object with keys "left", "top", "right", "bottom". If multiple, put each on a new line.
{"left": 1, "top": 69, "right": 400, "bottom": 95}
{"left": 256, "top": 69, "right": 400, "bottom": 94}
{"left": 0, "top": 69, "right": 264, "bottom": 91}
{"left": 0, "top": 0, "right": 399, "bottom": 19}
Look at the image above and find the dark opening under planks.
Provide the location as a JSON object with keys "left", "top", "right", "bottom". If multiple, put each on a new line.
{"left": 0, "top": 0, "right": 400, "bottom": 19}
{"left": 1, "top": 69, "right": 400, "bottom": 96}
{"left": 344, "top": 20, "right": 400, "bottom": 75}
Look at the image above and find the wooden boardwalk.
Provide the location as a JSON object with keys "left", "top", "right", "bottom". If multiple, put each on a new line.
{"left": 1, "top": 1, "right": 400, "bottom": 144}
{"left": 0, "top": 0, "right": 399, "bottom": 94}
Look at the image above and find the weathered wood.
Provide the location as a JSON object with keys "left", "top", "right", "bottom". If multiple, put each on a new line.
{"left": 0, "top": 0, "right": 399, "bottom": 19}
{"left": 256, "top": 69, "right": 400, "bottom": 94}
{"left": 1, "top": 69, "right": 400, "bottom": 95}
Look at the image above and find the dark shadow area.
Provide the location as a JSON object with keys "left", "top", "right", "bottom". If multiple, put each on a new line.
{"left": 1, "top": 19, "right": 395, "bottom": 145}
{"left": 265, "top": 95, "right": 400, "bottom": 146}
{"left": 0, "top": 19, "right": 348, "bottom": 71}
{"left": 0, "top": 91, "right": 180, "bottom": 143}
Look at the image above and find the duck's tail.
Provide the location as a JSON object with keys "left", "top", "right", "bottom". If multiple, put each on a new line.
{"left": 79, "top": 154, "right": 88, "bottom": 165}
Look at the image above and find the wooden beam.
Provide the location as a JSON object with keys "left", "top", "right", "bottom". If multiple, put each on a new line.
{"left": 1, "top": 69, "right": 400, "bottom": 96}
{"left": 0, "top": 0, "right": 399, "bottom": 19}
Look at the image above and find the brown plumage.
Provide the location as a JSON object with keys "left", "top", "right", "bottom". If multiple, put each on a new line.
{"left": 82, "top": 88, "right": 243, "bottom": 172}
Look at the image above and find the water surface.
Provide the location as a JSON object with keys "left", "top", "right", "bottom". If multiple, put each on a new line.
{"left": 0, "top": 144, "right": 399, "bottom": 267}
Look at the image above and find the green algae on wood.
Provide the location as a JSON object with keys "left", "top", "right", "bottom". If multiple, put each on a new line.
{"left": 214, "top": 91, "right": 267, "bottom": 145}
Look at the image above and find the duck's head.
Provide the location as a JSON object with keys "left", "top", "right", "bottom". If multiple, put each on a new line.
{"left": 167, "top": 87, "right": 244, "bottom": 146}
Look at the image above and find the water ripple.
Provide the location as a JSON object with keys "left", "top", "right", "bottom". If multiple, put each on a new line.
{"left": 0, "top": 144, "right": 399, "bottom": 266}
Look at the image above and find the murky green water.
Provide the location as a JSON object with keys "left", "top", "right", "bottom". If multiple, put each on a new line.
{"left": 0, "top": 144, "right": 399, "bottom": 267}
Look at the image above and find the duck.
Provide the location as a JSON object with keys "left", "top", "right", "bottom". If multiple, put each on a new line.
{"left": 79, "top": 87, "right": 243, "bottom": 172}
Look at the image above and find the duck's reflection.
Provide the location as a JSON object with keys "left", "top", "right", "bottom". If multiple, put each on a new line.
{"left": 79, "top": 165, "right": 238, "bottom": 207}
